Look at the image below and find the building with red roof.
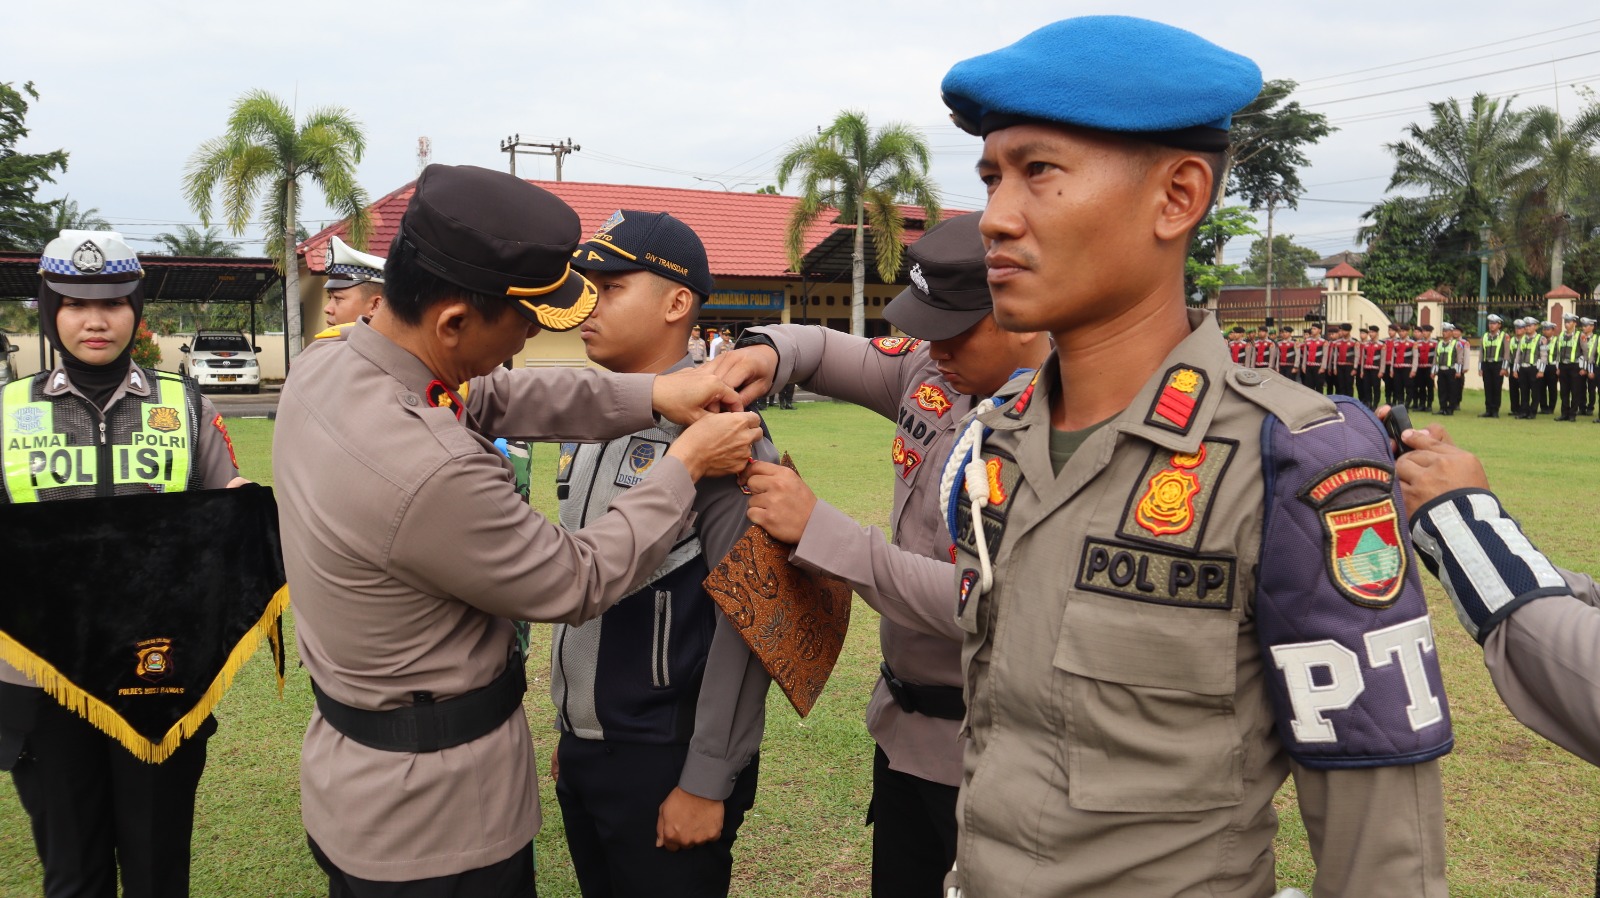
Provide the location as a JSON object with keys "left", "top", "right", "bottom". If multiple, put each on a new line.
{"left": 297, "top": 179, "right": 961, "bottom": 364}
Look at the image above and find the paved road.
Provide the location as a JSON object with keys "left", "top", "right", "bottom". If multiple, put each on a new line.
{"left": 207, "top": 386, "right": 281, "bottom": 418}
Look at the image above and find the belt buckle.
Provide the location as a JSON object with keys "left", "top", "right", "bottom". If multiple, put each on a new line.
{"left": 880, "top": 662, "right": 917, "bottom": 714}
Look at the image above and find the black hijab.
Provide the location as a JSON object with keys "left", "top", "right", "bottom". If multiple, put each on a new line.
{"left": 37, "top": 280, "right": 146, "bottom": 411}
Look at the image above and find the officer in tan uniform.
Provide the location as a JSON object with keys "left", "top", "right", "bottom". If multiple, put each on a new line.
{"left": 1395, "top": 421, "right": 1600, "bottom": 766}
{"left": 936, "top": 17, "right": 1451, "bottom": 896}
{"left": 272, "top": 164, "right": 762, "bottom": 896}
{"left": 320, "top": 235, "right": 386, "bottom": 327}
{"left": 707, "top": 212, "right": 1048, "bottom": 896}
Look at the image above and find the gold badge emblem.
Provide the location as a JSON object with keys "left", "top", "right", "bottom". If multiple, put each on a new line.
{"left": 985, "top": 457, "right": 1007, "bottom": 505}
{"left": 136, "top": 638, "right": 173, "bottom": 683}
{"left": 147, "top": 407, "right": 182, "bottom": 433}
{"left": 1135, "top": 469, "right": 1200, "bottom": 536}
{"left": 914, "top": 383, "right": 953, "bottom": 418}
{"left": 1170, "top": 369, "right": 1202, "bottom": 394}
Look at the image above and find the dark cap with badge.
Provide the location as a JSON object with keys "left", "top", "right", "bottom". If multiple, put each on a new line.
{"left": 883, "top": 213, "right": 992, "bottom": 341}
{"left": 396, "top": 164, "right": 597, "bottom": 331}
{"left": 940, "top": 15, "right": 1262, "bottom": 150}
{"left": 572, "top": 210, "right": 715, "bottom": 299}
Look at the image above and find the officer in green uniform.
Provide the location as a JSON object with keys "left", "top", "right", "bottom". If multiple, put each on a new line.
{"left": 1553, "top": 313, "right": 1583, "bottom": 420}
{"left": 936, "top": 17, "right": 1450, "bottom": 896}
{"left": 0, "top": 230, "right": 244, "bottom": 898}
{"left": 1477, "top": 313, "right": 1507, "bottom": 418}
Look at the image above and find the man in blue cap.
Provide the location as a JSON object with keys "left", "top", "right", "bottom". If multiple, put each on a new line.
{"left": 936, "top": 16, "right": 1449, "bottom": 897}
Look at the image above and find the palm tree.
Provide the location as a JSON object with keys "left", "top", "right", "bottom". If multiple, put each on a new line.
{"left": 153, "top": 224, "right": 239, "bottom": 257}
{"left": 1385, "top": 93, "right": 1537, "bottom": 284}
{"left": 184, "top": 90, "right": 370, "bottom": 359}
{"left": 1512, "top": 101, "right": 1600, "bottom": 290}
{"left": 777, "top": 111, "right": 941, "bottom": 336}
{"left": 47, "top": 197, "right": 110, "bottom": 232}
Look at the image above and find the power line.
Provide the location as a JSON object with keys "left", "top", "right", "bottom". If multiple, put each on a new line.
{"left": 1302, "top": 49, "right": 1600, "bottom": 107}
{"left": 1297, "top": 26, "right": 1600, "bottom": 93}
{"left": 1296, "top": 17, "right": 1600, "bottom": 84}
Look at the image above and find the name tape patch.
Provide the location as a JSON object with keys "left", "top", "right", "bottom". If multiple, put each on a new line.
{"left": 1077, "top": 538, "right": 1235, "bottom": 609}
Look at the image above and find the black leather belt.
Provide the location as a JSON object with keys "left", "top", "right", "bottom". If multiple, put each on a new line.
{"left": 311, "top": 658, "right": 527, "bottom": 753}
{"left": 880, "top": 662, "right": 965, "bottom": 721}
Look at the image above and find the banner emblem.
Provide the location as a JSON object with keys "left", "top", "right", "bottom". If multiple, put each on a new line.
{"left": 136, "top": 638, "right": 173, "bottom": 683}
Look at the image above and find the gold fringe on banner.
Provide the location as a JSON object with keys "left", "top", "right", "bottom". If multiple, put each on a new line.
{"left": 0, "top": 583, "right": 291, "bottom": 764}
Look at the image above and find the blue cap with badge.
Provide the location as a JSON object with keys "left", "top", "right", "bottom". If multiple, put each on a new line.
{"left": 941, "top": 15, "right": 1262, "bottom": 150}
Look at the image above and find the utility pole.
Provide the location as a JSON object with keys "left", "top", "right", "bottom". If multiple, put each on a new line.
{"left": 1263, "top": 190, "right": 1279, "bottom": 327}
{"left": 1477, "top": 221, "right": 1491, "bottom": 337}
{"left": 499, "top": 135, "right": 581, "bottom": 181}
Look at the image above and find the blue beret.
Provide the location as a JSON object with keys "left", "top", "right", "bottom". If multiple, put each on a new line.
{"left": 941, "top": 16, "right": 1262, "bottom": 149}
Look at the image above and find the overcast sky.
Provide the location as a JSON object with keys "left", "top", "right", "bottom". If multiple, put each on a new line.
{"left": 5, "top": 1, "right": 1596, "bottom": 270}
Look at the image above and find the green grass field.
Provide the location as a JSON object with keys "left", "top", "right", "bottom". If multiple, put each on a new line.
{"left": 2, "top": 392, "right": 1598, "bottom": 896}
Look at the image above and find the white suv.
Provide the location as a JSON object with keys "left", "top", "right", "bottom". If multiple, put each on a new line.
{"left": 180, "top": 330, "right": 262, "bottom": 393}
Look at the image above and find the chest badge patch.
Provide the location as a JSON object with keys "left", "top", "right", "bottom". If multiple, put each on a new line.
{"left": 914, "top": 382, "right": 952, "bottom": 417}
{"left": 1136, "top": 468, "right": 1200, "bottom": 536}
{"left": 147, "top": 406, "right": 182, "bottom": 433}
{"left": 1299, "top": 462, "right": 1407, "bottom": 608}
{"left": 11, "top": 406, "right": 44, "bottom": 434}
{"left": 1117, "top": 439, "right": 1236, "bottom": 551}
{"left": 891, "top": 436, "right": 922, "bottom": 480}
{"left": 1145, "top": 366, "right": 1209, "bottom": 434}
{"left": 871, "top": 336, "right": 923, "bottom": 357}
{"left": 984, "top": 457, "right": 1007, "bottom": 505}
{"left": 616, "top": 437, "right": 670, "bottom": 487}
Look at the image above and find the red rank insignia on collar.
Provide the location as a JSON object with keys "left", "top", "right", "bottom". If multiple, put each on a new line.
{"left": 425, "top": 380, "right": 464, "bottom": 420}
{"left": 1145, "top": 366, "right": 1208, "bottom": 434}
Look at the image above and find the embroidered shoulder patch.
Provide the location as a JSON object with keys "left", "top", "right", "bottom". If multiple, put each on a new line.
{"left": 1299, "top": 462, "right": 1405, "bottom": 608}
{"left": 1145, "top": 366, "right": 1209, "bottom": 434}
{"left": 1117, "top": 439, "right": 1236, "bottom": 551}
{"left": 914, "top": 382, "right": 953, "bottom": 418}
{"left": 425, "top": 380, "right": 464, "bottom": 420}
{"left": 871, "top": 336, "right": 923, "bottom": 357}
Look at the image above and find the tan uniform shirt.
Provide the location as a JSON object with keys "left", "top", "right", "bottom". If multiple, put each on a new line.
{"left": 0, "top": 364, "right": 238, "bottom": 686}
{"left": 948, "top": 311, "right": 1447, "bottom": 897}
{"left": 751, "top": 325, "right": 968, "bottom": 786}
{"left": 1484, "top": 567, "right": 1600, "bottom": 765}
{"left": 274, "top": 322, "right": 701, "bottom": 881}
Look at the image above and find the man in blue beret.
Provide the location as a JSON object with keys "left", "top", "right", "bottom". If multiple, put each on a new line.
{"left": 937, "top": 16, "right": 1449, "bottom": 897}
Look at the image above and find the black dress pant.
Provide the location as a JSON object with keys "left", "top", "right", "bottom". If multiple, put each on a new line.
{"left": 1302, "top": 369, "right": 1326, "bottom": 393}
{"left": 1, "top": 684, "right": 212, "bottom": 898}
{"left": 1542, "top": 369, "right": 1558, "bottom": 412}
{"left": 868, "top": 744, "right": 957, "bottom": 898}
{"left": 1358, "top": 370, "right": 1382, "bottom": 408}
{"left": 1412, "top": 371, "right": 1435, "bottom": 409}
{"left": 309, "top": 836, "right": 536, "bottom": 898}
{"left": 1559, "top": 362, "right": 1581, "bottom": 418}
{"left": 555, "top": 734, "right": 758, "bottom": 898}
{"left": 1437, "top": 371, "right": 1460, "bottom": 412}
{"left": 1518, "top": 369, "right": 1540, "bottom": 416}
{"left": 1334, "top": 366, "right": 1356, "bottom": 396}
{"left": 1481, "top": 361, "right": 1503, "bottom": 414}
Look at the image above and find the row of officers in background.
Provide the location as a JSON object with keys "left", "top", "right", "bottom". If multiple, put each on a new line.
{"left": 1226, "top": 313, "right": 1600, "bottom": 421}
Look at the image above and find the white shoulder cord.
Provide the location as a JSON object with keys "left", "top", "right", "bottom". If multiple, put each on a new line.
{"left": 939, "top": 411, "right": 998, "bottom": 597}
